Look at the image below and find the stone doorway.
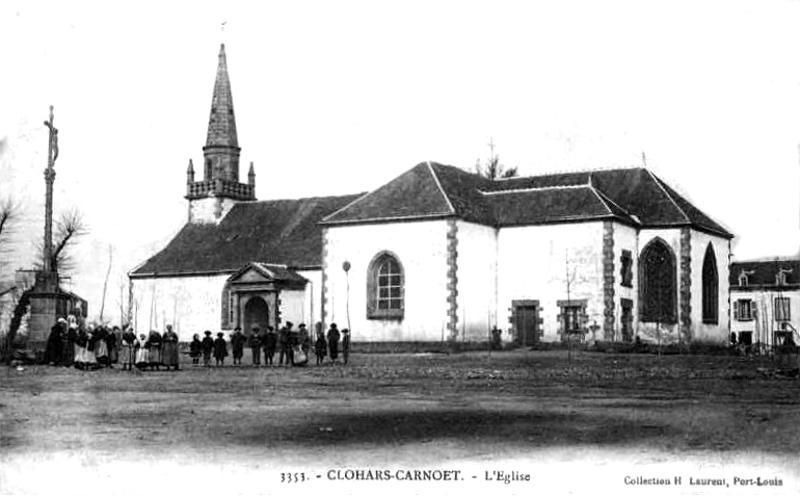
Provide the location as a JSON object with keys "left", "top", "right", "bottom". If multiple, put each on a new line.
{"left": 243, "top": 296, "right": 270, "bottom": 337}
{"left": 512, "top": 300, "right": 541, "bottom": 346}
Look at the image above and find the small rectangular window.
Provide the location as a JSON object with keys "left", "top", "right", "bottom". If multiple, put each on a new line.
{"left": 620, "top": 250, "right": 633, "bottom": 288}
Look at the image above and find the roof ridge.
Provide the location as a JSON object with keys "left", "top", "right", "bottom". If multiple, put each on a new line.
{"left": 242, "top": 192, "right": 363, "bottom": 205}
{"left": 592, "top": 186, "right": 639, "bottom": 224}
{"left": 479, "top": 184, "right": 591, "bottom": 195}
{"left": 588, "top": 183, "right": 613, "bottom": 217}
{"left": 321, "top": 212, "right": 454, "bottom": 226}
{"left": 645, "top": 169, "right": 691, "bottom": 224}
{"left": 319, "top": 190, "right": 376, "bottom": 223}
{"left": 427, "top": 161, "right": 456, "bottom": 215}
{"left": 494, "top": 165, "right": 643, "bottom": 181}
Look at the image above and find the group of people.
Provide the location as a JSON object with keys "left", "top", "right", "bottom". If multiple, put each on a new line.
{"left": 43, "top": 317, "right": 181, "bottom": 371}
{"left": 188, "top": 322, "right": 351, "bottom": 367}
{"left": 43, "top": 315, "right": 351, "bottom": 370}
{"left": 43, "top": 316, "right": 121, "bottom": 370}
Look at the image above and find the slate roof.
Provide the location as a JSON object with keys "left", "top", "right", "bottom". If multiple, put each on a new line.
{"left": 322, "top": 162, "right": 733, "bottom": 238}
{"left": 729, "top": 258, "right": 800, "bottom": 289}
{"left": 130, "top": 194, "right": 363, "bottom": 277}
{"left": 135, "top": 162, "right": 732, "bottom": 277}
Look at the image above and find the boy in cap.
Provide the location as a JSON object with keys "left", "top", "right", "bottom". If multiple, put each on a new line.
{"left": 263, "top": 326, "right": 277, "bottom": 366}
{"left": 341, "top": 328, "right": 351, "bottom": 365}
{"left": 201, "top": 331, "right": 214, "bottom": 367}
{"left": 248, "top": 327, "right": 262, "bottom": 366}
{"left": 189, "top": 333, "right": 202, "bottom": 366}
{"left": 213, "top": 332, "right": 228, "bottom": 367}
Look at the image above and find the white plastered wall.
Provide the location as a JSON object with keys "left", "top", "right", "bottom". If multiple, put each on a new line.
{"left": 323, "top": 220, "right": 450, "bottom": 341}
{"left": 279, "top": 289, "right": 307, "bottom": 327}
{"left": 497, "top": 222, "right": 605, "bottom": 342}
{"left": 297, "top": 269, "right": 323, "bottom": 329}
{"left": 690, "top": 230, "right": 731, "bottom": 343}
{"left": 129, "top": 274, "right": 230, "bottom": 341}
{"left": 454, "top": 220, "right": 498, "bottom": 340}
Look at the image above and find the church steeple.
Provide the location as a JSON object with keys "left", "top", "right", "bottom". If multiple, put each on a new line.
{"left": 186, "top": 43, "right": 256, "bottom": 224}
{"left": 206, "top": 43, "right": 239, "bottom": 151}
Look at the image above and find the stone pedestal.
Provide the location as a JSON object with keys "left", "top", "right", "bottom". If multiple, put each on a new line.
{"left": 25, "top": 271, "right": 70, "bottom": 351}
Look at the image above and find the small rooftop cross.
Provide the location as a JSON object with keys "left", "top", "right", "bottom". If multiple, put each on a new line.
{"left": 488, "top": 137, "right": 495, "bottom": 160}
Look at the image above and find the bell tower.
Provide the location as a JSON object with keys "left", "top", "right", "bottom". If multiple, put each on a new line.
{"left": 186, "top": 43, "right": 256, "bottom": 224}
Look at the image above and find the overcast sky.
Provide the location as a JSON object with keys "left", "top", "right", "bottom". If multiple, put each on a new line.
{"left": 1, "top": 0, "right": 799, "bottom": 322}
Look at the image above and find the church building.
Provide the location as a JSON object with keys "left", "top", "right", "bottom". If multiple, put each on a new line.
{"left": 129, "top": 44, "right": 733, "bottom": 346}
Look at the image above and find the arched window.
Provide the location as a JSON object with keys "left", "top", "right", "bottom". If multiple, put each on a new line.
{"left": 702, "top": 243, "right": 719, "bottom": 324}
{"left": 639, "top": 238, "right": 677, "bottom": 323}
{"left": 367, "top": 252, "right": 404, "bottom": 320}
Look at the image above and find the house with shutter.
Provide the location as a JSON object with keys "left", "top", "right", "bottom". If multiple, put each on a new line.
{"left": 129, "top": 44, "right": 734, "bottom": 345}
{"left": 729, "top": 258, "right": 799, "bottom": 348}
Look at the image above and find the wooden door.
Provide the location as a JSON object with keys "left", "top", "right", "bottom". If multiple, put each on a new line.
{"left": 515, "top": 304, "right": 539, "bottom": 346}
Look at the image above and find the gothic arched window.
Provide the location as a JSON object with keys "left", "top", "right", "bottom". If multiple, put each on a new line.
{"left": 702, "top": 243, "right": 719, "bottom": 324}
{"left": 367, "top": 252, "right": 404, "bottom": 320}
{"left": 639, "top": 238, "right": 677, "bottom": 323}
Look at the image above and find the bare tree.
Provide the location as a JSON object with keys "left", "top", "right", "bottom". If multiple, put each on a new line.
{"left": 474, "top": 154, "right": 518, "bottom": 180}
{"left": 0, "top": 197, "right": 19, "bottom": 269}
{"left": 99, "top": 244, "right": 113, "bottom": 322}
{"left": 35, "top": 208, "right": 88, "bottom": 275}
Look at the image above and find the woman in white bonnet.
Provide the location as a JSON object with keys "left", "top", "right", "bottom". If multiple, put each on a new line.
{"left": 135, "top": 333, "right": 149, "bottom": 369}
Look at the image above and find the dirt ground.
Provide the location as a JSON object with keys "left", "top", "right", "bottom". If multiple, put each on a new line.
{"left": 1, "top": 349, "right": 798, "bottom": 496}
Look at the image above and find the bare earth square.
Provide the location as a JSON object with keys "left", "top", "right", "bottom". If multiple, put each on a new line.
{"left": 1, "top": 350, "right": 798, "bottom": 495}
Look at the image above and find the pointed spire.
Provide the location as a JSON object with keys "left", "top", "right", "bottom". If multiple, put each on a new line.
{"left": 206, "top": 43, "right": 239, "bottom": 148}
{"left": 187, "top": 158, "right": 195, "bottom": 174}
{"left": 248, "top": 161, "right": 255, "bottom": 186}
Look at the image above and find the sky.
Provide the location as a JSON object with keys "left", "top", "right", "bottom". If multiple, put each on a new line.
{"left": 1, "top": 0, "right": 799, "bottom": 323}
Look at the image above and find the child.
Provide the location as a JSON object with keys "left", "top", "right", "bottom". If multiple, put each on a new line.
{"left": 189, "top": 333, "right": 202, "bottom": 366}
{"left": 230, "top": 327, "right": 245, "bottom": 366}
{"left": 213, "top": 331, "right": 228, "bottom": 367}
{"left": 314, "top": 331, "right": 327, "bottom": 366}
{"left": 201, "top": 330, "right": 214, "bottom": 367}
{"left": 341, "top": 328, "right": 351, "bottom": 365}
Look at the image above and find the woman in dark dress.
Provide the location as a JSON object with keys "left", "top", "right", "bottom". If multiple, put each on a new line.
{"left": 43, "top": 319, "right": 64, "bottom": 365}
{"left": 161, "top": 325, "right": 180, "bottom": 370}
{"left": 147, "top": 330, "right": 163, "bottom": 371}
{"left": 61, "top": 321, "right": 77, "bottom": 367}
{"left": 327, "top": 323, "right": 340, "bottom": 364}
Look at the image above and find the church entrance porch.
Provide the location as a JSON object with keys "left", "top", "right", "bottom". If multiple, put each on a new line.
{"left": 223, "top": 262, "right": 308, "bottom": 335}
{"left": 241, "top": 295, "right": 271, "bottom": 336}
